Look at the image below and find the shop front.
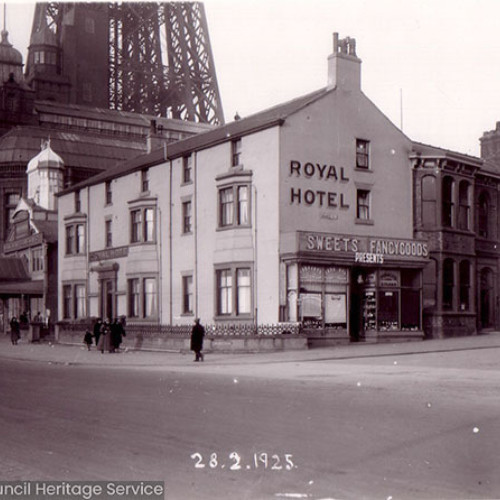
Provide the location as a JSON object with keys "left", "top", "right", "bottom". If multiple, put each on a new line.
{"left": 283, "top": 231, "right": 429, "bottom": 345}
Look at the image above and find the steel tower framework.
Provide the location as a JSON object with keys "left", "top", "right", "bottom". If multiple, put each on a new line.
{"left": 28, "top": 2, "right": 224, "bottom": 125}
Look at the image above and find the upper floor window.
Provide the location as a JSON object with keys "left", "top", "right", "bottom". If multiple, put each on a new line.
{"left": 183, "top": 155, "right": 192, "bottom": 183}
{"left": 231, "top": 138, "right": 242, "bottom": 167}
{"left": 421, "top": 175, "right": 437, "bottom": 227}
{"left": 458, "top": 181, "right": 471, "bottom": 231}
{"left": 105, "top": 219, "right": 112, "bottom": 248}
{"left": 356, "top": 189, "right": 371, "bottom": 220}
{"left": 65, "top": 223, "right": 86, "bottom": 255}
{"left": 141, "top": 168, "right": 150, "bottom": 192}
{"left": 75, "top": 190, "right": 81, "bottom": 213}
{"left": 105, "top": 181, "right": 112, "bottom": 205}
{"left": 442, "top": 176, "right": 454, "bottom": 228}
{"left": 218, "top": 184, "right": 251, "bottom": 228}
{"left": 32, "top": 248, "right": 43, "bottom": 272}
{"left": 356, "top": 139, "right": 370, "bottom": 169}
{"left": 182, "top": 201, "right": 192, "bottom": 234}
{"left": 478, "top": 191, "right": 489, "bottom": 238}
{"left": 130, "top": 207, "right": 155, "bottom": 243}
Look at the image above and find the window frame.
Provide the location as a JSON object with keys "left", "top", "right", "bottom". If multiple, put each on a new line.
{"left": 127, "top": 275, "right": 159, "bottom": 320}
{"left": 105, "top": 181, "right": 112, "bottom": 205}
{"left": 356, "top": 139, "right": 370, "bottom": 169}
{"left": 129, "top": 206, "right": 156, "bottom": 244}
{"left": 141, "top": 168, "right": 150, "bottom": 193}
{"left": 215, "top": 264, "right": 253, "bottom": 319}
{"left": 65, "top": 222, "right": 86, "bottom": 255}
{"left": 62, "top": 281, "right": 87, "bottom": 319}
{"left": 182, "top": 200, "right": 192, "bottom": 234}
{"left": 105, "top": 218, "right": 112, "bottom": 248}
{"left": 218, "top": 183, "right": 251, "bottom": 229}
{"left": 182, "top": 274, "right": 194, "bottom": 315}
{"left": 356, "top": 189, "right": 371, "bottom": 221}
{"left": 231, "top": 138, "right": 242, "bottom": 167}
{"left": 182, "top": 155, "right": 192, "bottom": 184}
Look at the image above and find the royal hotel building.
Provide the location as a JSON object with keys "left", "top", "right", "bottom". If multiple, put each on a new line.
{"left": 56, "top": 34, "right": 500, "bottom": 345}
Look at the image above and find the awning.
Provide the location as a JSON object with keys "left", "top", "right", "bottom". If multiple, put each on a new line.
{"left": 0, "top": 280, "right": 44, "bottom": 295}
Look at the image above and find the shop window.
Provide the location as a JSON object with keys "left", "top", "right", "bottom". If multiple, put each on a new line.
{"left": 182, "top": 275, "right": 193, "bottom": 314}
{"left": 356, "top": 139, "right": 370, "bottom": 169}
{"left": 478, "top": 191, "right": 489, "bottom": 238}
{"left": 356, "top": 189, "right": 371, "bottom": 220}
{"left": 458, "top": 181, "right": 471, "bottom": 230}
{"left": 130, "top": 207, "right": 156, "bottom": 243}
{"left": 216, "top": 266, "right": 252, "bottom": 318}
{"left": 218, "top": 184, "right": 251, "bottom": 228}
{"left": 231, "top": 138, "right": 242, "bottom": 167}
{"left": 182, "top": 201, "right": 192, "bottom": 234}
{"left": 442, "top": 176, "right": 455, "bottom": 228}
{"left": 421, "top": 175, "right": 437, "bottom": 227}
{"left": 442, "top": 258, "right": 455, "bottom": 310}
{"left": 401, "top": 269, "right": 421, "bottom": 330}
{"left": 183, "top": 155, "right": 192, "bottom": 183}
{"left": 459, "top": 260, "right": 470, "bottom": 311}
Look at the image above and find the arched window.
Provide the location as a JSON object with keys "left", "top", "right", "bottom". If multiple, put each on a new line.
{"left": 458, "top": 181, "right": 471, "bottom": 230}
{"left": 421, "top": 175, "right": 437, "bottom": 227}
{"left": 442, "top": 177, "right": 454, "bottom": 227}
{"left": 478, "top": 191, "right": 489, "bottom": 238}
{"left": 442, "top": 258, "right": 455, "bottom": 310}
{"left": 459, "top": 260, "right": 470, "bottom": 311}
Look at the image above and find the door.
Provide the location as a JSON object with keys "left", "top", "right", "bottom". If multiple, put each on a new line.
{"left": 102, "top": 279, "right": 115, "bottom": 321}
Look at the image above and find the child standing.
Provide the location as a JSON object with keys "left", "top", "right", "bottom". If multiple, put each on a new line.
{"left": 83, "top": 330, "right": 93, "bottom": 351}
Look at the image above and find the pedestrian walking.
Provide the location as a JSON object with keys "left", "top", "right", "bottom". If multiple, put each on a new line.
{"left": 83, "top": 330, "right": 93, "bottom": 351}
{"left": 97, "top": 319, "right": 112, "bottom": 353}
{"left": 10, "top": 317, "right": 20, "bottom": 345}
{"left": 93, "top": 318, "right": 102, "bottom": 347}
{"left": 190, "top": 318, "right": 205, "bottom": 362}
{"left": 110, "top": 318, "right": 126, "bottom": 352}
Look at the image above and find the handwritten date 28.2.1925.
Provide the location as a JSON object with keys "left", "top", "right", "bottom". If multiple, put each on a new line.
{"left": 190, "top": 452, "right": 295, "bottom": 471}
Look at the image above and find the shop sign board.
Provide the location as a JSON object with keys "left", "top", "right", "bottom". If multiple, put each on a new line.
{"left": 299, "top": 231, "right": 429, "bottom": 263}
{"left": 89, "top": 245, "right": 129, "bottom": 262}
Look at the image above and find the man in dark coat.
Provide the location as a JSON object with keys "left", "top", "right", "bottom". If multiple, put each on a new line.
{"left": 190, "top": 318, "right": 205, "bottom": 362}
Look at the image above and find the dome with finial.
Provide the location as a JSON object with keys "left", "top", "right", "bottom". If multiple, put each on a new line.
{"left": 0, "top": 29, "right": 24, "bottom": 84}
{"left": 27, "top": 139, "right": 64, "bottom": 173}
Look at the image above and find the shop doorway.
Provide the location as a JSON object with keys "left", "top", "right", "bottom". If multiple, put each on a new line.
{"left": 479, "top": 268, "right": 494, "bottom": 329}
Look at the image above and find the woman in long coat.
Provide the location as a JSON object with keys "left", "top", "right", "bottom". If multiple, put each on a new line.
{"left": 10, "top": 317, "right": 20, "bottom": 345}
{"left": 190, "top": 318, "right": 205, "bottom": 362}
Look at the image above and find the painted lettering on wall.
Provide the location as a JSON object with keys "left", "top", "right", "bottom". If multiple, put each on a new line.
{"left": 369, "top": 239, "right": 429, "bottom": 258}
{"left": 306, "top": 234, "right": 359, "bottom": 252}
{"left": 289, "top": 160, "right": 350, "bottom": 210}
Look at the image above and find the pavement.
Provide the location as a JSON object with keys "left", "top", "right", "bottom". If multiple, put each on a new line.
{"left": 2, "top": 330, "right": 500, "bottom": 368}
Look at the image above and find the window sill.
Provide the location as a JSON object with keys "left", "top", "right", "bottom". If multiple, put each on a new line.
{"left": 355, "top": 218, "right": 374, "bottom": 225}
{"left": 181, "top": 180, "right": 193, "bottom": 187}
{"left": 354, "top": 167, "right": 373, "bottom": 173}
{"left": 216, "top": 224, "right": 252, "bottom": 232}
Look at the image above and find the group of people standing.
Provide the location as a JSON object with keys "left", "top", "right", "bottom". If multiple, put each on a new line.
{"left": 84, "top": 318, "right": 126, "bottom": 353}
{"left": 9, "top": 311, "right": 43, "bottom": 345}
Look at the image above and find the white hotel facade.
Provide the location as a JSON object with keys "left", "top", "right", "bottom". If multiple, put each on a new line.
{"left": 57, "top": 34, "right": 430, "bottom": 345}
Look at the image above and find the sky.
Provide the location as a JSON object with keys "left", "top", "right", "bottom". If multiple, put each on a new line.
{"left": 4, "top": 0, "right": 500, "bottom": 157}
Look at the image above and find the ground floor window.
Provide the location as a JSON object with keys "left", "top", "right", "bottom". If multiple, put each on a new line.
{"left": 215, "top": 264, "right": 253, "bottom": 319}
{"left": 62, "top": 282, "right": 87, "bottom": 319}
{"left": 127, "top": 276, "right": 158, "bottom": 319}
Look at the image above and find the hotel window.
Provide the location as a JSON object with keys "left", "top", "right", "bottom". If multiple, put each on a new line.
{"left": 130, "top": 207, "right": 155, "bottom": 243}
{"left": 183, "top": 155, "right": 192, "bottom": 183}
{"left": 141, "top": 168, "right": 150, "bottom": 192}
{"left": 478, "top": 191, "right": 489, "bottom": 238}
{"left": 356, "top": 139, "right": 370, "bottom": 169}
{"left": 182, "top": 275, "right": 194, "bottom": 314}
{"left": 443, "top": 258, "right": 455, "bottom": 310}
{"left": 231, "top": 138, "right": 242, "bottom": 167}
{"left": 127, "top": 277, "right": 158, "bottom": 319}
{"left": 128, "top": 279, "right": 140, "bottom": 317}
{"left": 105, "top": 181, "right": 112, "bottom": 205}
{"left": 218, "top": 184, "right": 251, "bottom": 228}
{"left": 356, "top": 189, "right": 371, "bottom": 220}
{"left": 63, "top": 285, "right": 72, "bottom": 319}
{"left": 65, "top": 223, "right": 86, "bottom": 255}
{"left": 458, "top": 181, "right": 471, "bottom": 231}
{"left": 459, "top": 260, "right": 471, "bottom": 311}
{"left": 143, "top": 278, "right": 158, "bottom": 318}
{"left": 105, "top": 219, "right": 112, "bottom": 248}
{"left": 182, "top": 201, "right": 192, "bottom": 234}
{"left": 216, "top": 266, "right": 252, "bottom": 318}
{"left": 75, "top": 190, "right": 81, "bottom": 212}
{"left": 442, "top": 176, "right": 454, "bottom": 227}
{"left": 62, "top": 283, "right": 86, "bottom": 319}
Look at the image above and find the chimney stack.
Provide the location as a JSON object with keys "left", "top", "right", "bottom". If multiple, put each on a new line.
{"left": 327, "top": 32, "right": 361, "bottom": 91}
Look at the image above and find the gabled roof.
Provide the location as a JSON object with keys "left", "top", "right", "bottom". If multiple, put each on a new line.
{"left": 58, "top": 87, "right": 332, "bottom": 194}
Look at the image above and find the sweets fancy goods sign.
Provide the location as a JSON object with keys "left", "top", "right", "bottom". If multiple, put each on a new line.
{"left": 299, "top": 232, "right": 429, "bottom": 264}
